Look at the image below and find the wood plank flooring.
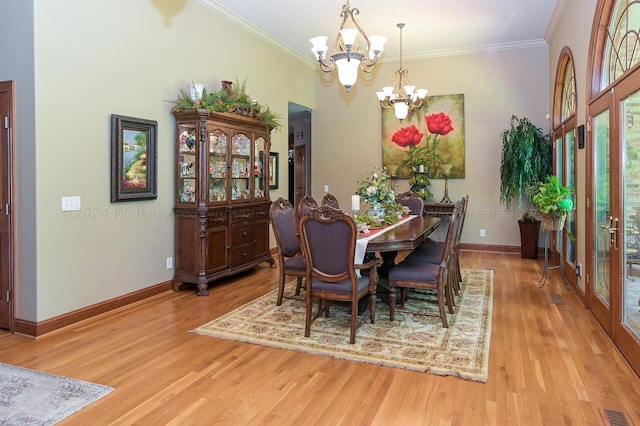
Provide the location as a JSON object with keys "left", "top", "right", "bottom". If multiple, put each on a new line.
{"left": 1, "top": 251, "right": 639, "bottom": 425}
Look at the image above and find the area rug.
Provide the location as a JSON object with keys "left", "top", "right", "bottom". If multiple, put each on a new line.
{"left": 0, "top": 362, "right": 114, "bottom": 425}
{"left": 192, "top": 268, "right": 493, "bottom": 382}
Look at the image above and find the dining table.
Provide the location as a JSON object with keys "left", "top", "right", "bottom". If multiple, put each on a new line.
{"left": 357, "top": 214, "right": 441, "bottom": 276}
{"left": 354, "top": 214, "right": 441, "bottom": 306}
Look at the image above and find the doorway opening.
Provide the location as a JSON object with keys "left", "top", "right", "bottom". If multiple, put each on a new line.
{"left": 287, "top": 102, "right": 311, "bottom": 209}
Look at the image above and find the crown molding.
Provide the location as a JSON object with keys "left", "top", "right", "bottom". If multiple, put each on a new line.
{"left": 381, "top": 39, "right": 549, "bottom": 63}
{"left": 197, "top": 0, "right": 548, "bottom": 67}
{"left": 196, "top": 0, "right": 316, "bottom": 69}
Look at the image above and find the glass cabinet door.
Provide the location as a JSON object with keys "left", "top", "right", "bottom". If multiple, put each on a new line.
{"left": 231, "top": 133, "right": 251, "bottom": 201}
{"left": 254, "top": 136, "right": 266, "bottom": 199}
{"left": 177, "top": 124, "right": 197, "bottom": 204}
{"left": 208, "top": 128, "right": 228, "bottom": 203}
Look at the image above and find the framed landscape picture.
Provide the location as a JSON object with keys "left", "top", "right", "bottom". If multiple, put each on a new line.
{"left": 111, "top": 114, "right": 158, "bottom": 202}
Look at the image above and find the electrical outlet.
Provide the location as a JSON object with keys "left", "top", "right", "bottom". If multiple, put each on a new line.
{"left": 480, "top": 229, "right": 486, "bottom": 238}
{"left": 324, "top": 185, "right": 329, "bottom": 192}
{"left": 166, "top": 257, "right": 173, "bottom": 269}
{"left": 61, "top": 196, "right": 81, "bottom": 211}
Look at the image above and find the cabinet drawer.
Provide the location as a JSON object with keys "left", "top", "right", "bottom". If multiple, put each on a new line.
{"left": 230, "top": 206, "right": 254, "bottom": 223}
{"left": 230, "top": 244, "right": 254, "bottom": 267}
{"left": 254, "top": 204, "right": 269, "bottom": 220}
{"left": 232, "top": 224, "right": 253, "bottom": 245}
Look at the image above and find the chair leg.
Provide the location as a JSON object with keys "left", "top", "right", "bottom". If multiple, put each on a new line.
{"left": 451, "top": 262, "right": 460, "bottom": 297}
{"left": 277, "top": 270, "right": 285, "bottom": 306}
{"left": 389, "top": 282, "right": 396, "bottom": 321}
{"left": 369, "top": 291, "right": 376, "bottom": 324}
{"left": 305, "top": 290, "right": 313, "bottom": 337}
{"left": 295, "top": 277, "right": 303, "bottom": 296}
{"left": 445, "top": 281, "right": 454, "bottom": 314}
{"left": 446, "top": 271, "right": 456, "bottom": 309}
{"left": 350, "top": 299, "right": 357, "bottom": 344}
{"left": 438, "top": 289, "right": 449, "bottom": 328}
{"left": 400, "top": 288, "right": 408, "bottom": 306}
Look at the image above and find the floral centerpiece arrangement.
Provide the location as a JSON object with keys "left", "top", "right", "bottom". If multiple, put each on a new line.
{"left": 354, "top": 167, "right": 408, "bottom": 227}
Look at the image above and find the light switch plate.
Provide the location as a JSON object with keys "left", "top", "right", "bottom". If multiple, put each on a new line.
{"left": 61, "top": 196, "right": 81, "bottom": 211}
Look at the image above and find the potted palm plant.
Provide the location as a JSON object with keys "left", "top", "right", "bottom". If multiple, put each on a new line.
{"left": 499, "top": 115, "right": 552, "bottom": 258}
{"left": 530, "top": 175, "right": 574, "bottom": 231}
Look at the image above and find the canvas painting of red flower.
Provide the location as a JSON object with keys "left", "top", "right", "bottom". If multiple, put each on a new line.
{"left": 382, "top": 94, "right": 465, "bottom": 179}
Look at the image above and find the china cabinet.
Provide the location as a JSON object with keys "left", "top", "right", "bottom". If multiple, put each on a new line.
{"left": 173, "top": 109, "right": 275, "bottom": 295}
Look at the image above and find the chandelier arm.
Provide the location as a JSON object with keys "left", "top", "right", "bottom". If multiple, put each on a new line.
{"left": 379, "top": 99, "right": 393, "bottom": 110}
{"left": 334, "top": 3, "right": 352, "bottom": 53}
{"left": 317, "top": 57, "right": 335, "bottom": 72}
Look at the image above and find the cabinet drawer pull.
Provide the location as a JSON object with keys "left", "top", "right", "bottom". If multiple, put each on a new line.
{"left": 242, "top": 231, "right": 248, "bottom": 236}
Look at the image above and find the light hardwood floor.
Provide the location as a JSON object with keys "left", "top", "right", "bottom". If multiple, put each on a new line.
{"left": 1, "top": 251, "right": 639, "bottom": 425}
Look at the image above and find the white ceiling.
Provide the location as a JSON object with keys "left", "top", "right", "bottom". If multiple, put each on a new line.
{"left": 201, "top": 0, "right": 560, "bottom": 62}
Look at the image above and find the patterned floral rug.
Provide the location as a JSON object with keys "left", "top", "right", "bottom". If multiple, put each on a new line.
{"left": 0, "top": 362, "right": 114, "bottom": 425}
{"left": 192, "top": 268, "right": 493, "bottom": 382}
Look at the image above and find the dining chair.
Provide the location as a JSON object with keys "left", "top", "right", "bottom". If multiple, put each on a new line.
{"left": 395, "top": 191, "right": 424, "bottom": 215}
{"left": 298, "top": 205, "right": 382, "bottom": 344}
{"left": 270, "top": 197, "right": 306, "bottom": 306}
{"left": 297, "top": 195, "right": 318, "bottom": 221}
{"left": 321, "top": 193, "right": 340, "bottom": 209}
{"left": 406, "top": 195, "right": 468, "bottom": 296}
{"left": 388, "top": 200, "right": 460, "bottom": 327}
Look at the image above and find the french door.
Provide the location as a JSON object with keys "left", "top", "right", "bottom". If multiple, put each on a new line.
{"left": 553, "top": 124, "right": 577, "bottom": 285}
{"left": 588, "top": 68, "right": 640, "bottom": 374}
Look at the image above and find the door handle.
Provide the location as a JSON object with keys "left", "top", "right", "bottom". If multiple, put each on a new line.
{"left": 600, "top": 216, "right": 619, "bottom": 249}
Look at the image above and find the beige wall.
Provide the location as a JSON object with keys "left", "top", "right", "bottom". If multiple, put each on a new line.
{"left": 1, "top": 0, "right": 602, "bottom": 323}
{"left": 5, "top": 0, "right": 314, "bottom": 322}
{"left": 312, "top": 45, "right": 550, "bottom": 245}
{"left": 547, "top": 0, "right": 598, "bottom": 293}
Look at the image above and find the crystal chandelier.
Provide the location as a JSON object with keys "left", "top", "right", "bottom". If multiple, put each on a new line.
{"left": 309, "top": 1, "right": 387, "bottom": 92}
{"left": 377, "top": 23, "right": 428, "bottom": 121}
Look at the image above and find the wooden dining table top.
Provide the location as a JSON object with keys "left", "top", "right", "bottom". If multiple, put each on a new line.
{"left": 365, "top": 215, "right": 441, "bottom": 253}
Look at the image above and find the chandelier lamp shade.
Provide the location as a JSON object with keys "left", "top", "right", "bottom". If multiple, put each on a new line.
{"left": 377, "top": 23, "right": 428, "bottom": 121}
{"left": 309, "top": 1, "right": 386, "bottom": 92}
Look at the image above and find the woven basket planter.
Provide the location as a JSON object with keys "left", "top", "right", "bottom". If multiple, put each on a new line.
{"left": 541, "top": 214, "right": 566, "bottom": 231}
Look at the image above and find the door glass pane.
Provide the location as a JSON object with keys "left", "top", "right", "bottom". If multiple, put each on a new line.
{"left": 208, "top": 129, "right": 227, "bottom": 203}
{"left": 594, "top": 109, "right": 611, "bottom": 305}
{"left": 623, "top": 90, "right": 640, "bottom": 339}
{"left": 557, "top": 136, "right": 564, "bottom": 255}
{"left": 231, "top": 133, "right": 250, "bottom": 200}
{"left": 178, "top": 125, "right": 197, "bottom": 204}
{"left": 567, "top": 129, "right": 576, "bottom": 265}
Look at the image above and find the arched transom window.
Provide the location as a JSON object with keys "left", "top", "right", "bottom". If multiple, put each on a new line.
{"left": 602, "top": 0, "right": 640, "bottom": 89}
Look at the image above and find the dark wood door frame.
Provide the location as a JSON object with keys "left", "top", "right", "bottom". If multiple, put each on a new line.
{"left": 294, "top": 145, "right": 306, "bottom": 209}
{"left": 0, "top": 80, "right": 15, "bottom": 332}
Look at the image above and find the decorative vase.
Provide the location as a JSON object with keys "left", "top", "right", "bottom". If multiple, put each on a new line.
{"left": 368, "top": 202, "right": 385, "bottom": 218}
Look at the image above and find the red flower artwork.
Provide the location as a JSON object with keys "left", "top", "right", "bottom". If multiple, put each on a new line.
{"left": 426, "top": 113, "right": 454, "bottom": 136}
{"left": 391, "top": 125, "right": 424, "bottom": 148}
